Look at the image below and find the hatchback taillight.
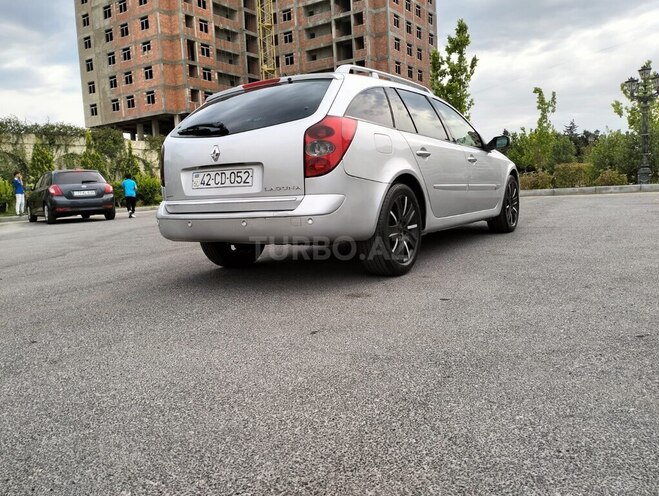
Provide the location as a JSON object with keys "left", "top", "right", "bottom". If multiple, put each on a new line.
{"left": 48, "top": 185, "right": 63, "bottom": 196}
{"left": 304, "top": 116, "right": 357, "bottom": 178}
{"left": 104, "top": 183, "right": 113, "bottom": 193}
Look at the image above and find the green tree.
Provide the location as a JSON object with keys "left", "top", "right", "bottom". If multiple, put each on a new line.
{"left": 80, "top": 131, "right": 109, "bottom": 178}
{"left": 429, "top": 19, "right": 478, "bottom": 118}
{"left": 118, "top": 141, "right": 141, "bottom": 179}
{"left": 29, "top": 141, "right": 55, "bottom": 182}
{"left": 551, "top": 134, "right": 577, "bottom": 166}
{"left": 589, "top": 130, "right": 638, "bottom": 181}
{"left": 0, "top": 178, "right": 14, "bottom": 212}
{"left": 504, "top": 88, "right": 562, "bottom": 172}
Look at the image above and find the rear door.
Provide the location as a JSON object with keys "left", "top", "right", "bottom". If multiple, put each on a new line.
{"left": 163, "top": 78, "right": 338, "bottom": 214}
{"left": 392, "top": 88, "right": 470, "bottom": 218}
{"left": 30, "top": 173, "right": 50, "bottom": 215}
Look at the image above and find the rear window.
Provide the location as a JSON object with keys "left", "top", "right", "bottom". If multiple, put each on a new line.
{"left": 176, "top": 79, "right": 332, "bottom": 137}
{"left": 54, "top": 171, "right": 106, "bottom": 184}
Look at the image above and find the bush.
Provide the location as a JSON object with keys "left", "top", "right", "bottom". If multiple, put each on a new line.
{"left": 136, "top": 174, "right": 161, "bottom": 205}
{"left": 520, "top": 170, "right": 553, "bottom": 190}
{"left": 111, "top": 180, "right": 124, "bottom": 207}
{"left": 594, "top": 169, "right": 628, "bottom": 186}
{"left": 0, "top": 178, "right": 14, "bottom": 213}
{"left": 552, "top": 163, "right": 593, "bottom": 188}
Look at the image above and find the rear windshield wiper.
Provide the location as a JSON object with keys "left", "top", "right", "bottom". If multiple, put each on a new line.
{"left": 178, "top": 122, "right": 229, "bottom": 136}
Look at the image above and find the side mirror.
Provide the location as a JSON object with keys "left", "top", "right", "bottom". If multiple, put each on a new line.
{"left": 487, "top": 135, "right": 511, "bottom": 152}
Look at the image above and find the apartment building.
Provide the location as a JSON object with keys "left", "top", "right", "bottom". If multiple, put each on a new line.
{"left": 74, "top": 0, "right": 438, "bottom": 137}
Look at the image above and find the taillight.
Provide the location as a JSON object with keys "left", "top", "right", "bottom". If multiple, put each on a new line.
{"left": 242, "top": 78, "right": 281, "bottom": 91}
{"left": 48, "top": 184, "right": 63, "bottom": 196}
{"left": 159, "top": 143, "right": 165, "bottom": 187}
{"left": 304, "top": 116, "right": 357, "bottom": 178}
{"left": 104, "top": 183, "right": 113, "bottom": 193}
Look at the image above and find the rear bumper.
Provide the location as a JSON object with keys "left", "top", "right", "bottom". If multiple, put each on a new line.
{"left": 157, "top": 180, "right": 388, "bottom": 243}
{"left": 51, "top": 196, "right": 115, "bottom": 216}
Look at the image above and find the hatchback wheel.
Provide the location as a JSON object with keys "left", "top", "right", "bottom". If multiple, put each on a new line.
{"left": 44, "top": 204, "right": 56, "bottom": 224}
{"left": 105, "top": 208, "right": 116, "bottom": 220}
{"left": 200, "top": 242, "right": 264, "bottom": 268}
{"left": 81, "top": 214, "right": 91, "bottom": 220}
{"left": 359, "top": 183, "right": 422, "bottom": 276}
{"left": 27, "top": 206, "right": 37, "bottom": 223}
{"left": 488, "top": 175, "right": 519, "bottom": 233}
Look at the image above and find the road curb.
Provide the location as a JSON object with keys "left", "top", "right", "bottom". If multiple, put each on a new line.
{"left": 521, "top": 184, "right": 659, "bottom": 197}
{"left": 0, "top": 205, "right": 159, "bottom": 224}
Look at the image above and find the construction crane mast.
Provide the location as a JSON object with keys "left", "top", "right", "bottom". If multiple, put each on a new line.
{"left": 256, "top": 0, "right": 278, "bottom": 80}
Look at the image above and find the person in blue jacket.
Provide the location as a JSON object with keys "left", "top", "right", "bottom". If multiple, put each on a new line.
{"left": 121, "top": 173, "right": 138, "bottom": 218}
{"left": 12, "top": 171, "right": 25, "bottom": 216}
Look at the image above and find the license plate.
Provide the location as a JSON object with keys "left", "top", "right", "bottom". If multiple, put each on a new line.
{"left": 192, "top": 168, "right": 254, "bottom": 189}
{"left": 73, "top": 190, "right": 96, "bottom": 197}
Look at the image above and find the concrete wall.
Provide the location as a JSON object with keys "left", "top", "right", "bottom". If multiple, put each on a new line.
{"left": 0, "top": 134, "right": 159, "bottom": 173}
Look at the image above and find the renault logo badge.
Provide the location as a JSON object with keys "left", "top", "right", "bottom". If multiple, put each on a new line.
{"left": 211, "top": 145, "right": 221, "bottom": 162}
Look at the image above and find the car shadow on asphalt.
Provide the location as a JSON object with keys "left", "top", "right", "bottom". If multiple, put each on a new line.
{"left": 163, "top": 222, "right": 493, "bottom": 290}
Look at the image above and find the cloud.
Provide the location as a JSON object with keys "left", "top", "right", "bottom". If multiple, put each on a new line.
{"left": 0, "top": 0, "right": 83, "bottom": 125}
{"left": 439, "top": 0, "right": 659, "bottom": 139}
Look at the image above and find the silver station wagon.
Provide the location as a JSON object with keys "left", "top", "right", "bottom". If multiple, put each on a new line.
{"left": 157, "top": 65, "right": 519, "bottom": 276}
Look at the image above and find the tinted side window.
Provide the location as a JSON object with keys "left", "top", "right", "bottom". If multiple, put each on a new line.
{"left": 345, "top": 88, "right": 393, "bottom": 128}
{"left": 178, "top": 79, "right": 332, "bottom": 136}
{"left": 35, "top": 175, "right": 45, "bottom": 189}
{"left": 385, "top": 88, "right": 416, "bottom": 133}
{"left": 397, "top": 90, "right": 449, "bottom": 141}
{"left": 432, "top": 100, "right": 483, "bottom": 148}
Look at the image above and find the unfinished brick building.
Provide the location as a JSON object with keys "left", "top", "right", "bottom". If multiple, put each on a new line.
{"left": 74, "top": 0, "right": 438, "bottom": 137}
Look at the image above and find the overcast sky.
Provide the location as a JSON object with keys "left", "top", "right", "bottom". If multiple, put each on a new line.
{"left": 0, "top": 0, "right": 658, "bottom": 139}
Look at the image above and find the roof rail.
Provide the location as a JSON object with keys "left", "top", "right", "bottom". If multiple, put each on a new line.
{"left": 335, "top": 64, "right": 433, "bottom": 94}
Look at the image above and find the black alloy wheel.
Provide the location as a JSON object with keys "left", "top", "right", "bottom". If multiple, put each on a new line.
{"left": 488, "top": 175, "right": 519, "bottom": 233}
{"left": 359, "top": 183, "right": 422, "bottom": 276}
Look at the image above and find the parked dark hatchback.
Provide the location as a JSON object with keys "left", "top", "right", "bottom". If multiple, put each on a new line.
{"left": 27, "top": 170, "right": 116, "bottom": 224}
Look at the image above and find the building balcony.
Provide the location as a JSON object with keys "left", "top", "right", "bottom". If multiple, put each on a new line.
{"left": 215, "top": 38, "right": 241, "bottom": 52}
{"left": 353, "top": 24, "right": 366, "bottom": 37}
{"left": 213, "top": 15, "right": 241, "bottom": 32}
{"left": 304, "top": 56, "right": 334, "bottom": 73}
{"left": 216, "top": 61, "right": 244, "bottom": 75}
{"left": 302, "top": 11, "right": 333, "bottom": 27}
{"left": 303, "top": 33, "right": 333, "bottom": 50}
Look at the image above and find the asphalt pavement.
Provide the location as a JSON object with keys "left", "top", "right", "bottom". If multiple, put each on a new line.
{"left": 1, "top": 194, "right": 658, "bottom": 495}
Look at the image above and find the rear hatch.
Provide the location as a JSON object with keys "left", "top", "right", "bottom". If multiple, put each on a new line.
{"left": 162, "top": 76, "right": 341, "bottom": 214}
{"left": 54, "top": 171, "right": 108, "bottom": 200}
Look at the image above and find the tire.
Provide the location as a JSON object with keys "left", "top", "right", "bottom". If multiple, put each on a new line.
{"left": 488, "top": 175, "right": 519, "bottom": 233}
{"left": 81, "top": 213, "right": 91, "bottom": 219}
{"left": 358, "top": 183, "right": 422, "bottom": 276}
{"left": 27, "top": 205, "right": 37, "bottom": 223}
{"left": 200, "top": 242, "right": 264, "bottom": 268}
{"left": 44, "top": 203, "right": 56, "bottom": 224}
{"left": 104, "top": 208, "right": 116, "bottom": 220}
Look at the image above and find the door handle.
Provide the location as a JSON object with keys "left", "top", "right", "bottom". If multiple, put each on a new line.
{"left": 416, "top": 148, "right": 431, "bottom": 158}
{"left": 467, "top": 155, "right": 477, "bottom": 164}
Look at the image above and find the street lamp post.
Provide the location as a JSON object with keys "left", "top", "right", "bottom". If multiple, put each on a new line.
{"left": 624, "top": 64, "right": 659, "bottom": 184}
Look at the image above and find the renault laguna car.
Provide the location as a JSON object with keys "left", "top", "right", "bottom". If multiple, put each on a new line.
{"left": 157, "top": 65, "right": 519, "bottom": 276}
{"left": 27, "top": 169, "right": 116, "bottom": 223}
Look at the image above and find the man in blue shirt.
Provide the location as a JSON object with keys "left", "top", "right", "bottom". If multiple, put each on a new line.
{"left": 121, "top": 173, "right": 138, "bottom": 218}
{"left": 12, "top": 171, "right": 25, "bottom": 216}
